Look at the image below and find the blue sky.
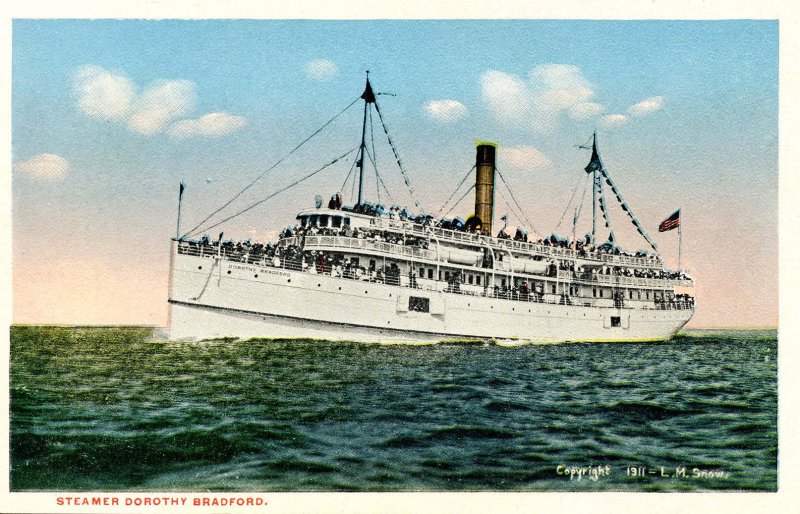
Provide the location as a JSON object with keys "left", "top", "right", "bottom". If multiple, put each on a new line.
{"left": 11, "top": 19, "right": 778, "bottom": 327}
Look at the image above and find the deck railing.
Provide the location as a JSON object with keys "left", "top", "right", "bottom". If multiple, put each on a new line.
{"left": 176, "top": 240, "right": 695, "bottom": 311}
{"left": 591, "top": 273, "right": 693, "bottom": 288}
{"left": 368, "top": 217, "right": 663, "bottom": 269}
{"left": 302, "top": 235, "right": 437, "bottom": 261}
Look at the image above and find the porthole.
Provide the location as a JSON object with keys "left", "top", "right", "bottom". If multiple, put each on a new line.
{"left": 255, "top": 274, "right": 259, "bottom": 278}
{"left": 318, "top": 283, "right": 321, "bottom": 287}
{"left": 227, "top": 270, "right": 231, "bottom": 275}
{"left": 365, "top": 290, "right": 368, "bottom": 294}
{"left": 288, "top": 279, "right": 291, "bottom": 283}
{"left": 198, "top": 266, "right": 202, "bottom": 270}
{"left": 338, "top": 286, "right": 342, "bottom": 290}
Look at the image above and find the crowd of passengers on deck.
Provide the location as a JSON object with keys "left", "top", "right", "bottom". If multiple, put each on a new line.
{"left": 179, "top": 239, "right": 694, "bottom": 308}
{"left": 280, "top": 224, "right": 430, "bottom": 249}
{"left": 181, "top": 232, "right": 690, "bottom": 286}
{"left": 322, "top": 195, "right": 661, "bottom": 261}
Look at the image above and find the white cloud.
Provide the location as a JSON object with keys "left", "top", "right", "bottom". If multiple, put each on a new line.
{"left": 72, "top": 65, "right": 228, "bottom": 138}
{"left": 599, "top": 114, "right": 630, "bottom": 128}
{"left": 481, "top": 64, "right": 603, "bottom": 133}
{"left": 501, "top": 145, "right": 551, "bottom": 169}
{"left": 423, "top": 99, "right": 468, "bottom": 122}
{"left": 14, "top": 153, "right": 71, "bottom": 181}
{"left": 127, "top": 80, "right": 197, "bottom": 135}
{"left": 169, "top": 112, "right": 247, "bottom": 139}
{"left": 73, "top": 65, "right": 135, "bottom": 120}
{"left": 628, "top": 96, "right": 665, "bottom": 117}
{"left": 480, "top": 70, "right": 533, "bottom": 126}
{"left": 570, "top": 101, "right": 605, "bottom": 120}
{"left": 305, "top": 59, "right": 338, "bottom": 81}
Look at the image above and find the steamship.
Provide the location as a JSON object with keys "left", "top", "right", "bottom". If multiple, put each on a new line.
{"left": 167, "top": 76, "right": 695, "bottom": 343}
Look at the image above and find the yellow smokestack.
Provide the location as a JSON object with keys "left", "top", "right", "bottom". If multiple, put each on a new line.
{"left": 474, "top": 141, "right": 497, "bottom": 236}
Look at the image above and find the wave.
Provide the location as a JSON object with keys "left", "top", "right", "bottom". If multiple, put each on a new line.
{"left": 602, "top": 400, "right": 695, "bottom": 421}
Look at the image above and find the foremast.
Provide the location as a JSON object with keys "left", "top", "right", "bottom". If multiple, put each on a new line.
{"left": 356, "top": 73, "right": 376, "bottom": 206}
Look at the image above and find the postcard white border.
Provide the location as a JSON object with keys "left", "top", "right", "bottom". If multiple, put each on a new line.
{"left": 1, "top": 1, "right": 797, "bottom": 512}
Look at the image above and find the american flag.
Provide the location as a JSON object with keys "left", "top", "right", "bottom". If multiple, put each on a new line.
{"left": 658, "top": 209, "right": 680, "bottom": 232}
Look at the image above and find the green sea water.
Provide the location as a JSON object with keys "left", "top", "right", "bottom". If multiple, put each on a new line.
{"left": 9, "top": 326, "right": 777, "bottom": 491}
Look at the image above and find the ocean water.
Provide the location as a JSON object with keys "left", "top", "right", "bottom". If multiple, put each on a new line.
{"left": 10, "top": 326, "right": 777, "bottom": 492}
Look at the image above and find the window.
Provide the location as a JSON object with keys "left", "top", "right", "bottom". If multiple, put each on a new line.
{"left": 445, "top": 271, "right": 451, "bottom": 281}
{"left": 611, "top": 316, "right": 621, "bottom": 327}
{"left": 343, "top": 217, "right": 351, "bottom": 226}
{"left": 551, "top": 284, "right": 556, "bottom": 294}
{"left": 593, "top": 288, "right": 597, "bottom": 298}
{"left": 332, "top": 216, "right": 342, "bottom": 228}
{"left": 369, "top": 259, "right": 376, "bottom": 270}
{"left": 409, "top": 296, "right": 430, "bottom": 313}
{"left": 320, "top": 215, "right": 329, "bottom": 227}
{"left": 419, "top": 268, "right": 425, "bottom": 278}
{"left": 427, "top": 269, "right": 433, "bottom": 279}
{"left": 476, "top": 275, "right": 481, "bottom": 285}
{"left": 468, "top": 275, "right": 474, "bottom": 285}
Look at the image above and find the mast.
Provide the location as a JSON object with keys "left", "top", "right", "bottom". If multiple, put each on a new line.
{"left": 588, "top": 131, "right": 600, "bottom": 245}
{"left": 678, "top": 209, "right": 683, "bottom": 271}
{"left": 592, "top": 170, "right": 597, "bottom": 245}
{"left": 356, "top": 72, "right": 376, "bottom": 206}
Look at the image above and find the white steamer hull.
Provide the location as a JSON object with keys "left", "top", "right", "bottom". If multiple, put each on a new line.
{"left": 168, "top": 250, "right": 693, "bottom": 343}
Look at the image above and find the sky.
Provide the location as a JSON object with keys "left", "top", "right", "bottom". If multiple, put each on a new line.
{"left": 11, "top": 19, "right": 778, "bottom": 328}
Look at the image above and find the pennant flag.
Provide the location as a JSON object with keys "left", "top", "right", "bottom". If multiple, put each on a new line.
{"left": 658, "top": 209, "right": 681, "bottom": 232}
{"left": 179, "top": 180, "right": 186, "bottom": 200}
{"left": 584, "top": 139, "right": 603, "bottom": 174}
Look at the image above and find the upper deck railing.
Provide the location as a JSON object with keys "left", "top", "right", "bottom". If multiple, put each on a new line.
{"left": 368, "top": 217, "right": 663, "bottom": 269}
{"left": 281, "top": 235, "right": 692, "bottom": 287}
{"left": 302, "top": 234, "right": 437, "bottom": 261}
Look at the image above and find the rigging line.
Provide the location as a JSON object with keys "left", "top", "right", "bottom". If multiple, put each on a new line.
{"left": 435, "top": 165, "right": 476, "bottom": 218}
{"left": 495, "top": 167, "right": 543, "bottom": 239}
{"left": 574, "top": 172, "right": 590, "bottom": 230}
{"left": 364, "top": 145, "right": 395, "bottom": 204}
{"left": 373, "top": 98, "right": 426, "bottom": 215}
{"left": 182, "top": 96, "right": 361, "bottom": 239}
{"left": 369, "top": 106, "right": 379, "bottom": 202}
{"left": 496, "top": 187, "right": 514, "bottom": 222}
{"left": 441, "top": 184, "right": 475, "bottom": 219}
{"left": 192, "top": 147, "right": 358, "bottom": 236}
{"left": 555, "top": 172, "right": 589, "bottom": 231}
{"left": 496, "top": 186, "right": 527, "bottom": 235}
{"left": 576, "top": 134, "right": 594, "bottom": 150}
{"left": 495, "top": 184, "right": 526, "bottom": 234}
{"left": 340, "top": 151, "right": 359, "bottom": 192}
